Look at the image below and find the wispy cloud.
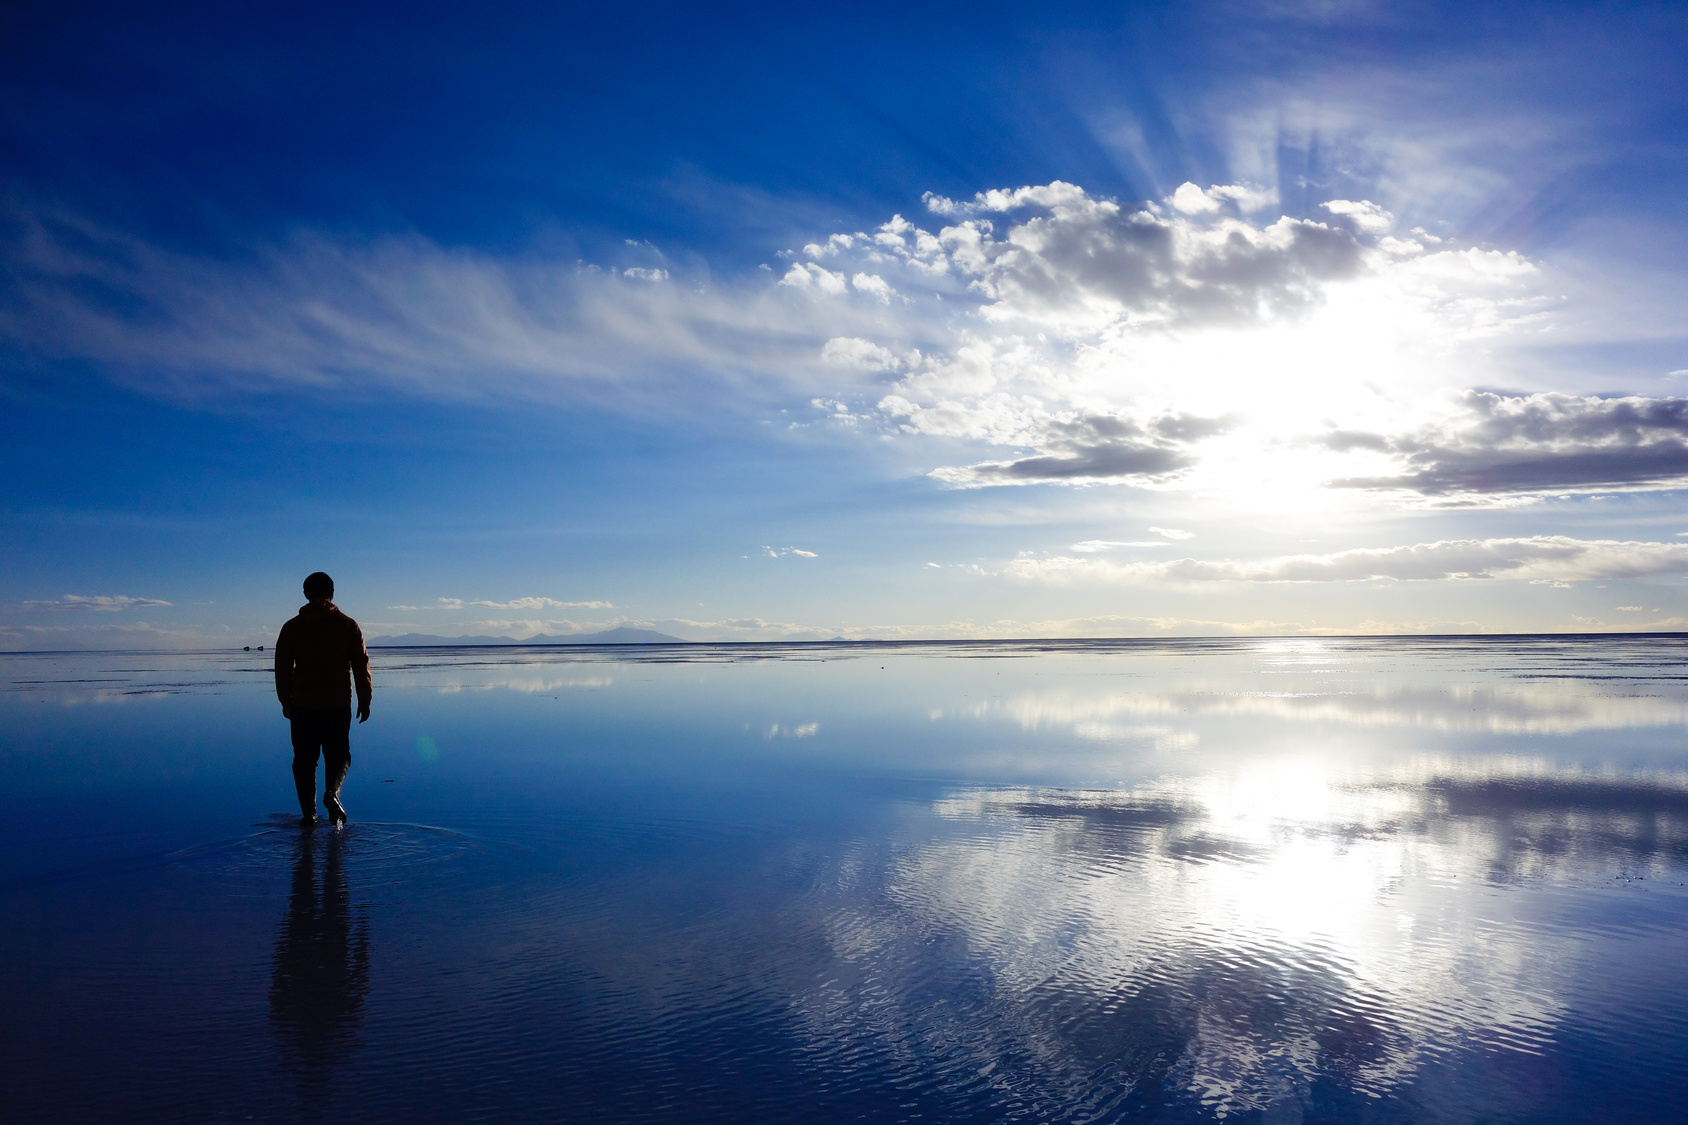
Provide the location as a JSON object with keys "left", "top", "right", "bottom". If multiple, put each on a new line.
{"left": 467, "top": 597, "right": 613, "bottom": 610}
{"left": 1006, "top": 537, "right": 1688, "bottom": 584}
{"left": 23, "top": 594, "right": 172, "bottom": 611}
{"left": 0, "top": 621, "right": 233, "bottom": 650}
{"left": 1070, "top": 540, "right": 1170, "bottom": 552}
{"left": 762, "top": 546, "right": 818, "bottom": 558}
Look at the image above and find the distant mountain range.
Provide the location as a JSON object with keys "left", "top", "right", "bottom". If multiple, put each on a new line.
{"left": 369, "top": 626, "right": 686, "bottom": 647}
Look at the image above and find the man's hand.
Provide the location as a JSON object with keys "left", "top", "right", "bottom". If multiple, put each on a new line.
{"left": 282, "top": 705, "right": 291, "bottom": 720}
{"left": 358, "top": 702, "right": 371, "bottom": 724}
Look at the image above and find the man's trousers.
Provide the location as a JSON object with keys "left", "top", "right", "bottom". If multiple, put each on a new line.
{"left": 290, "top": 706, "right": 351, "bottom": 812}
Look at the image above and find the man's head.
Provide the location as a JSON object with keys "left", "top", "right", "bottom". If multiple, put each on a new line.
{"left": 303, "top": 572, "right": 335, "bottom": 602}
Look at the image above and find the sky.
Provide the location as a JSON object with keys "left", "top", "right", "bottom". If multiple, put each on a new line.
{"left": 3, "top": 0, "right": 1688, "bottom": 648}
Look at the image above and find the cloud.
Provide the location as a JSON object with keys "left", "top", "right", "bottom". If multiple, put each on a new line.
{"left": 0, "top": 621, "right": 232, "bottom": 650}
{"left": 1328, "top": 391, "right": 1688, "bottom": 495}
{"left": 1006, "top": 536, "right": 1688, "bottom": 585}
{"left": 0, "top": 210, "right": 904, "bottom": 411}
{"left": 844, "top": 186, "right": 1542, "bottom": 490}
{"left": 1150, "top": 526, "right": 1195, "bottom": 539}
{"left": 1170, "top": 182, "right": 1221, "bottom": 214}
{"left": 0, "top": 184, "right": 1557, "bottom": 501}
{"left": 1170, "top": 181, "right": 1278, "bottom": 216}
{"left": 820, "top": 336, "right": 903, "bottom": 370}
{"left": 467, "top": 597, "right": 613, "bottom": 610}
{"left": 913, "top": 180, "right": 1365, "bottom": 330}
{"left": 23, "top": 594, "right": 172, "bottom": 611}
{"left": 1320, "top": 199, "right": 1395, "bottom": 234}
{"left": 1070, "top": 540, "right": 1169, "bottom": 552}
{"left": 761, "top": 546, "right": 818, "bottom": 558}
{"left": 849, "top": 273, "right": 895, "bottom": 302}
{"left": 910, "top": 410, "right": 1233, "bottom": 487}
{"left": 779, "top": 261, "right": 848, "bottom": 295}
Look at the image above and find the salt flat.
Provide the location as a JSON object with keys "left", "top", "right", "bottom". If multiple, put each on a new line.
{"left": 3, "top": 636, "right": 1686, "bottom": 1123}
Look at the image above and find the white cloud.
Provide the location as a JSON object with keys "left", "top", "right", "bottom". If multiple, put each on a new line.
{"left": 1070, "top": 540, "right": 1169, "bottom": 552}
{"left": 1321, "top": 198, "right": 1395, "bottom": 234}
{"left": 780, "top": 261, "right": 848, "bottom": 295}
{"left": 1164, "top": 182, "right": 1282, "bottom": 217}
{"left": 1005, "top": 536, "right": 1688, "bottom": 585}
{"left": 621, "top": 267, "right": 668, "bottom": 281}
{"left": 1150, "top": 526, "right": 1195, "bottom": 539}
{"left": 467, "top": 597, "right": 613, "bottom": 610}
{"left": 23, "top": 594, "right": 172, "bottom": 611}
{"left": 1171, "top": 181, "right": 1221, "bottom": 214}
{"left": 821, "top": 336, "right": 901, "bottom": 370}
{"left": 761, "top": 546, "right": 818, "bottom": 558}
{"left": 849, "top": 273, "right": 894, "bottom": 302}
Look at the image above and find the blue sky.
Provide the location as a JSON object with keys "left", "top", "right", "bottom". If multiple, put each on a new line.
{"left": 4, "top": 0, "right": 1688, "bottom": 647}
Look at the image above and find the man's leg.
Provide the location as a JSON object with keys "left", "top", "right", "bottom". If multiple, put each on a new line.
{"left": 289, "top": 714, "right": 322, "bottom": 823}
{"left": 321, "top": 708, "right": 353, "bottom": 826}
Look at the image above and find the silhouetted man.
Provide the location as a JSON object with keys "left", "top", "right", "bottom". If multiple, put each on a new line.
{"left": 275, "top": 572, "right": 372, "bottom": 827}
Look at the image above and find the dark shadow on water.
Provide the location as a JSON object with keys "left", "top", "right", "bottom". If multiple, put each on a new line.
{"left": 269, "top": 827, "right": 370, "bottom": 1115}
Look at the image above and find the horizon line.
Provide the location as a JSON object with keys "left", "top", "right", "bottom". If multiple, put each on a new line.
{"left": 4, "top": 630, "right": 1688, "bottom": 656}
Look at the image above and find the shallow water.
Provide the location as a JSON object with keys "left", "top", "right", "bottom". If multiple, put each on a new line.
{"left": 3, "top": 636, "right": 1687, "bottom": 1123}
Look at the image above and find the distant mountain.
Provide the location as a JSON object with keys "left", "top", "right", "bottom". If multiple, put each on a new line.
{"left": 370, "top": 626, "right": 685, "bottom": 647}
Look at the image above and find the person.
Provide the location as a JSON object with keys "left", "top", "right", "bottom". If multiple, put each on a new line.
{"left": 275, "top": 572, "right": 372, "bottom": 827}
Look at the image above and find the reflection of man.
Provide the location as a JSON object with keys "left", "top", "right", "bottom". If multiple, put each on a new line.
{"left": 275, "top": 572, "right": 372, "bottom": 828}
{"left": 270, "top": 829, "right": 370, "bottom": 1103}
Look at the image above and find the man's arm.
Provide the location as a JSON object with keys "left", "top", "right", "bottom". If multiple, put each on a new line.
{"left": 350, "top": 623, "right": 373, "bottom": 723}
{"left": 274, "top": 622, "right": 294, "bottom": 719}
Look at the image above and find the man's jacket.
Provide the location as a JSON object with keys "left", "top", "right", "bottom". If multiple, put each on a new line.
{"left": 274, "top": 601, "right": 373, "bottom": 711}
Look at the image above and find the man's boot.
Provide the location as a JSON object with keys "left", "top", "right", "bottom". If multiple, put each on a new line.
{"left": 293, "top": 760, "right": 318, "bottom": 827}
{"left": 323, "top": 756, "right": 349, "bottom": 827}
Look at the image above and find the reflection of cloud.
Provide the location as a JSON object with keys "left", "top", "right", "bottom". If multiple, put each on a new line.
{"left": 791, "top": 764, "right": 1686, "bottom": 1116}
{"left": 422, "top": 675, "right": 612, "bottom": 694}
{"left": 938, "top": 681, "right": 1688, "bottom": 736}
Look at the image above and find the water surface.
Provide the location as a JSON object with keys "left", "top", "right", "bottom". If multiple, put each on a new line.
{"left": 3, "top": 637, "right": 1686, "bottom": 1122}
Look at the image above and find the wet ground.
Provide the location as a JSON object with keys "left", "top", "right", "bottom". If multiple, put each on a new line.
{"left": 3, "top": 636, "right": 1686, "bottom": 1122}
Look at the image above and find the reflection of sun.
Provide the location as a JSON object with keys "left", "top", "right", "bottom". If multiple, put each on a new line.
{"left": 1254, "top": 638, "right": 1335, "bottom": 663}
{"left": 923, "top": 757, "right": 1579, "bottom": 1109}
{"left": 1197, "top": 760, "right": 1389, "bottom": 943}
